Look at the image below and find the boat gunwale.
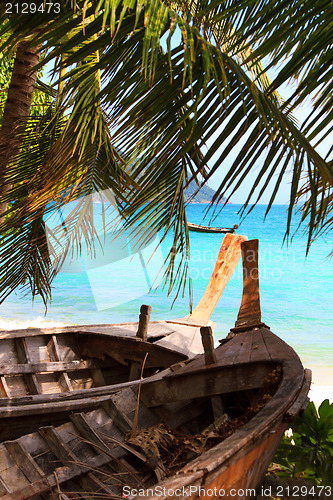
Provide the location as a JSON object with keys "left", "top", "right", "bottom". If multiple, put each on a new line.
{"left": 0, "top": 321, "right": 181, "bottom": 340}
{"left": 0, "top": 358, "right": 277, "bottom": 412}
{"left": 180, "top": 359, "right": 304, "bottom": 473}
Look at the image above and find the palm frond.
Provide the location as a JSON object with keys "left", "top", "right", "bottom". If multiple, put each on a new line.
{"left": 207, "top": 0, "right": 333, "bottom": 144}
{"left": 0, "top": 0, "right": 332, "bottom": 305}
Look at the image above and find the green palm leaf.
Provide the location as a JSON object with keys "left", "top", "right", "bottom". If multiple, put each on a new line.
{"left": 0, "top": 0, "right": 331, "bottom": 304}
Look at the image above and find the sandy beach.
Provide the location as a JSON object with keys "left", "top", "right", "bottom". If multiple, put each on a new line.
{"left": 310, "top": 384, "right": 333, "bottom": 407}
{"left": 305, "top": 364, "right": 333, "bottom": 407}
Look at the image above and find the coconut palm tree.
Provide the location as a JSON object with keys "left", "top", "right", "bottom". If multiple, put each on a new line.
{"left": 0, "top": 41, "right": 42, "bottom": 221}
{"left": 0, "top": 0, "right": 330, "bottom": 305}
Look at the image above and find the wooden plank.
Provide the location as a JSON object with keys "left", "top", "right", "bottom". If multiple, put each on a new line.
{"left": 89, "top": 367, "right": 107, "bottom": 387}
{"left": 250, "top": 329, "right": 271, "bottom": 363}
{"left": 58, "top": 373, "right": 73, "bottom": 392}
{"left": 70, "top": 413, "right": 110, "bottom": 455}
{"left": 0, "top": 321, "right": 169, "bottom": 340}
{"left": 188, "top": 233, "right": 247, "bottom": 325}
{"left": 102, "top": 399, "right": 133, "bottom": 435}
{"left": 38, "top": 426, "right": 77, "bottom": 464}
{"left": 128, "top": 361, "right": 141, "bottom": 382}
{"left": 14, "top": 338, "right": 30, "bottom": 365}
{"left": 78, "top": 334, "right": 186, "bottom": 370}
{"left": 66, "top": 373, "right": 94, "bottom": 391}
{"left": 14, "top": 338, "right": 42, "bottom": 395}
{"left": 261, "top": 328, "right": 300, "bottom": 361}
{"left": 55, "top": 333, "right": 83, "bottom": 362}
{"left": 4, "top": 441, "right": 45, "bottom": 482}
{"left": 0, "top": 476, "right": 10, "bottom": 495}
{"left": 0, "top": 393, "right": 119, "bottom": 419}
{"left": 0, "top": 359, "right": 110, "bottom": 376}
{"left": 165, "top": 400, "right": 207, "bottom": 428}
{"left": 80, "top": 472, "right": 119, "bottom": 497}
{"left": 233, "top": 239, "right": 262, "bottom": 330}
{"left": 284, "top": 368, "right": 312, "bottom": 422}
{"left": 47, "top": 335, "right": 73, "bottom": 392}
{"left": 51, "top": 335, "right": 106, "bottom": 391}
{"left": 0, "top": 447, "right": 31, "bottom": 492}
{"left": 0, "top": 368, "right": 168, "bottom": 412}
{"left": 163, "top": 331, "right": 253, "bottom": 379}
{"left": 0, "top": 448, "right": 116, "bottom": 499}
{"left": 1, "top": 376, "right": 27, "bottom": 398}
{"left": 0, "top": 377, "right": 9, "bottom": 397}
{"left": 0, "top": 340, "right": 19, "bottom": 364}
{"left": 200, "top": 326, "right": 225, "bottom": 419}
{"left": 164, "top": 326, "right": 293, "bottom": 383}
{"left": 211, "top": 395, "right": 225, "bottom": 421}
{"left": 47, "top": 335, "right": 61, "bottom": 361}
{"left": 50, "top": 335, "right": 106, "bottom": 389}
{"left": 33, "top": 373, "right": 60, "bottom": 395}
{"left": 39, "top": 425, "right": 119, "bottom": 498}
{"left": 215, "top": 335, "right": 251, "bottom": 365}
{"left": 200, "top": 326, "right": 216, "bottom": 365}
{"left": 24, "top": 337, "right": 50, "bottom": 363}
{"left": 0, "top": 375, "right": 147, "bottom": 409}
{"left": 139, "top": 362, "right": 274, "bottom": 407}
{"left": 230, "top": 330, "right": 254, "bottom": 365}
{"left": 130, "top": 305, "right": 152, "bottom": 379}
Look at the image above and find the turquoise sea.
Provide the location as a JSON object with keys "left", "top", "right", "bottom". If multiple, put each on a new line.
{"left": 0, "top": 204, "right": 332, "bottom": 389}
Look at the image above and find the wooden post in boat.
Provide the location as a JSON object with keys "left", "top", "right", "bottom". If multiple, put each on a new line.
{"left": 129, "top": 305, "right": 152, "bottom": 381}
{"left": 200, "top": 325, "right": 226, "bottom": 420}
{"left": 136, "top": 305, "right": 152, "bottom": 341}
{"left": 231, "top": 239, "right": 268, "bottom": 333}
{"left": 188, "top": 233, "right": 248, "bottom": 325}
{"left": 200, "top": 326, "right": 216, "bottom": 365}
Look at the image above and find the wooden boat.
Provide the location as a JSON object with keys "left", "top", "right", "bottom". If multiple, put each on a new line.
{"left": 0, "top": 240, "right": 311, "bottom": 499}
{"left": 188, "top": 222, "right": 239, "bottom": 234}
{"left": 0, "top": 233, "right": 247, "bottom": 440}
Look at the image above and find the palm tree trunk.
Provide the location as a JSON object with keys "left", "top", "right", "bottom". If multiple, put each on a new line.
{"left": 0, "top": 41, "right": 42, "bottom": 222}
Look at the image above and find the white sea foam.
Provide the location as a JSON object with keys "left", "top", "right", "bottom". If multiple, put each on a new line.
{"left": 0, "top": 316, "right": 71, "bottom": 331}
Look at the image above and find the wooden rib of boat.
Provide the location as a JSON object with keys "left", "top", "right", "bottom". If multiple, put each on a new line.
{"left": 188, "top": 222, "right": 239, "bottom": 234}
{"left": 0, "top": 240, "right": 311, "bottom": 499}
{"left": 0, "top": 233, "right": 247, "bottom": 440}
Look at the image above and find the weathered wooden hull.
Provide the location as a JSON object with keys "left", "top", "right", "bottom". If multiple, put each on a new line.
{"left": 188, "top": 222, "right": 238, "bottom": 234}
{"left": 136, "top": 328, "right": 311, "bottom": 499}
{"left": 0, "top": 325, "right": 195, "bottom": 440}
{"left": 0, "top": 328, "right": 311, "bottom": 500}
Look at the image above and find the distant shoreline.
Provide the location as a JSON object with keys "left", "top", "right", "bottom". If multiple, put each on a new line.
{"left": 187, "top": 199, "right": 232, "bottom": 204}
